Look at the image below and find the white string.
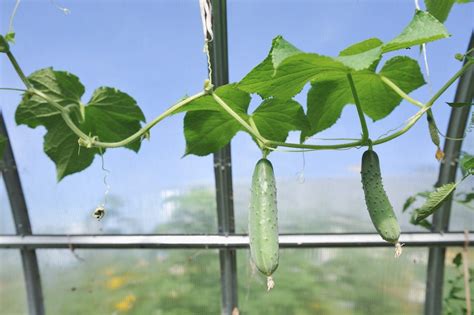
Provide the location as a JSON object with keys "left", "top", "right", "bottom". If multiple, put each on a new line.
{"left": 49, "top": 0, "right": 71, "bottom": 15}
{"left": 199, "top": 0, "right": 213, "bottom": 42}
{"left": 414, "top": 0, "right": 434, "bottom": 94}
{"left": 199, "top": 0, "right": 214, "bottom": 84}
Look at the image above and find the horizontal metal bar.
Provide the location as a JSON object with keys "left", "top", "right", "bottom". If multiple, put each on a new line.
{"left": 0, "top": 232, "right": 471, "bottom": 249}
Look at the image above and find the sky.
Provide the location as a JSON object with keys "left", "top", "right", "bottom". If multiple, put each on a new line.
{"left": 0, "top": 0, "right": 472, "bottom": 234}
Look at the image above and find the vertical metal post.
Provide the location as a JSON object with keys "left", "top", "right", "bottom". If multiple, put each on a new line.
{"left": 424, "top": 33, "right": 474, "bottom": 315}
{"left": 208, "top": 1, "right": 238, "bottom": 314}
{"left": 0, "top": 113, "right": 45, "bottom": 315}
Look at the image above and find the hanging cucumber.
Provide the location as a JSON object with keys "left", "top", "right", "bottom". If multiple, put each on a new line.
{"left": 249, "top": 158, "right": 279, "bottom": 290}
{"left": 361, "top": 149, "right": 402, "bottom": 256}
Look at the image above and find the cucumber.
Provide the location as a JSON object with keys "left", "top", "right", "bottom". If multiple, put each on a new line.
{"left": 249, "top": 158, "right": 279, "bottom": 290}
{"left": 361, "top": 149, "right": 401, "bottom": 248}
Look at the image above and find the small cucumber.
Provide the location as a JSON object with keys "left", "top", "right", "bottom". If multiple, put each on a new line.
{"left": 361, "top": 149, "right": 401, "bottom": 247}
{"left": 249, "top": 158, "right": 279, "bottom": 290}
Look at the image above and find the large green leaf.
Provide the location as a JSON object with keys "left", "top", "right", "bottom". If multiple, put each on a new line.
{"left": 336, "top": 38, "right": 383, "bottom": 71}
{"left": 425, "top": 0, "right": 455, "bottom": 23}
{"left": 15, "top": 68, "right": 84, "bottom": 128}
{"left": 303, "top": 56, "right": 425, "bottom": 140}
{"left": 382, "top": 10, "right": 449, "bottom": 53}
{"left": 85, "top": 87, "right": 145, "bottom": 152}
{"left": 183, "top": 85, "right": 250, "bottom": 156}
{"left": 43, "top": 118, "right": 98, "bottom": 181}
{"left": 266, "top": 53, "right": 349, "bottom": 99}
{"left": 252, "top": 98, "right": 308, "bottom": 143}
{"left": 15, "top": 68, "right": 146, "bottom": 180}
{"left": 412, "top": 182, "right": 457, "bottom": 223}
{"left": 238, "top": 36, "right": 302, "bottom": 97}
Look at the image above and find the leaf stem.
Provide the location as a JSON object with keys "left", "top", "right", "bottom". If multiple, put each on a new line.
{"left": 248, "top": 116, "right": 265, "bottom": 151}
{"left": 380, "top": 76, "right": 424, "bottom": 108}
{"left": 425, "top": 61, "right": 474, "bottom": 107}
{"left": 211, "top": 92, "right": 267, "bottom": 144}
{"left": 6, "top": 51, "right": 31, "bottom": 88}
{"left": 0, "top": 87, "right": 27, "bottom": 92}
{"left": 347, "top": 73, "right": 369, "bottom": 143}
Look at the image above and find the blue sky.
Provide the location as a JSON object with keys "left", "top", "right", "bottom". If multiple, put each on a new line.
{"left": 0, "top": 0, "right": 472, "bottom": 233}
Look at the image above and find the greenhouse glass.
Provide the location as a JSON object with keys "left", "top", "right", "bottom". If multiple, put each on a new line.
{"left": 0, "top": 1, "right": 473, "bottom": 315}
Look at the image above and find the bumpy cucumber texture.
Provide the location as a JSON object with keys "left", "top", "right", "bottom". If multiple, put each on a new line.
{"left": 361, "top": 149, "right": 401, "bottom": 244}
{"left": 249, "top": 158, "right": 279, "bottom": 289}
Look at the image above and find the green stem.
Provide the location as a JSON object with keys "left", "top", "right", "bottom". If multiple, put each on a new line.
{"left": 380, "top": 76, "right": 424, "bottom": 108}
{"left": 267, "top": 139, "right": 363, "bottom": 151}
{"left": 6, "top": 51, "right": 31, "bottom": 88}
{"left": 347, "top": 73, "right": 369, "bottom": 142}
{"left": 32, "top": 88, "right": 206, "bottom": 148}
{"left": 93, "top": 92, "right": 205, "bottom": 148}
{"left": 0, "top": 87, "right": 27, "bottom": 92}
{"left": 248, "top": 116, "right": 265, "bottom": 151}
{"left": 211, "top": 92, "right": 267, "bottom": 144}
{"left": 426, "top": 61, "right": 473, "bottom": 107}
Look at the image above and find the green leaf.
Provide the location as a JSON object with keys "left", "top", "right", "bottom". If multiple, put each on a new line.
{"left": 43, "top": 119, "right": 98, "bottom": 181}
{"left": 336, "top": 38, "right": 383, "bottom": 71}
{"left": 266, "top": 53, "right": 349, "bottom": 99}
{"left": 5, "top": 32, "right": 15, "bottom": 43}
{"left": 413, "top": 182, "right": 457, "bottom": 223}
{"left": 382, "top": 10, "right": 450, "bottom": 53}
{"left": 452, "top": 253, "right": 462, "bottom": 267}
{"left": 85, "top": 87, "right": 145, "bottom": 152}
{"left": 0, "top": 35, "right": 10, "bottom": 53}
{"left": 402, "top": 195, "right": 417, "bottom": 212}
{"left": 446, "top": 102, "right": 473, "bottom": 107}
{"left": 183, "top": 111, "right": 242, "bottom": 156}
{"left": 456, "top": 192, "right": 474, "bottom": 204}
{"left": 183, "top": 85, "right": 250, "bottom": 156}
{"left": 460, "top": 155, "right": 474, "bottom": 175}
{"left": 252, "top": 98, "right": 308, "bottom": 143}
{"left": 238, "top": 36, "right": 302, "bottom": 97}
{"left": 303, "top": 56, "right": 425, "bottom": 139}
{"left": 0, "top": 134, "right": 7, "bottom": 158}
{"left": 16, "top": 68, "right": 84, "bottom": 128}
{"left": 15, "top": 68, "right": 146, "bottom": 180}
{"left": 425, "top": 0, "right": 455, "bottom": 23}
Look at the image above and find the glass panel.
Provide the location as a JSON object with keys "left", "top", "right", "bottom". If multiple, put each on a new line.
{"left": 238, "top": 248, "right": 428, "bottom": 315}
{"left": 228, "top": 0, "right": 473, "bottom": 233}
{"left": 0, "top": 250, "right": 28, "bottom": 314}
{"left": 450, "top": 107, "right": 473, "bottom": 231}
{"left": 38, "top": 249, "right": 220, "bottom": 314}
{"left": 443, "top": 247, "right": 474, "bottom": 315}
{"left": 0, "top": 0, "right": 216, "bottom": 234}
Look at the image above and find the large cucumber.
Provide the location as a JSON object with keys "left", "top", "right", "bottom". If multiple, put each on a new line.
{"left": 361, "top": 149, "right": 401, "bottom": 246}
{"left": 249, "top": 158, "right": 279, "bottom": 290}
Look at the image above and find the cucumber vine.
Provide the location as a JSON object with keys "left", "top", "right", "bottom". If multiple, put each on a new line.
{"left": 1, "top": 2, "right": 474, "bottom": 291}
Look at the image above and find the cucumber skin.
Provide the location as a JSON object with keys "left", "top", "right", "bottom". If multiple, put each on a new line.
{"left": 249, "top": 158, "right": 279, "bottom": 276}
{"left": 361, "top": 150, "right": 400, "bottom": 243}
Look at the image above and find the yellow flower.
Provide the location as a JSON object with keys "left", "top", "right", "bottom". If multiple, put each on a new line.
{"left": 106, "top": 276, "right": 126, "bottom": 290}
{"left": 115, "top": 294, "right": 136, "bottom": 312}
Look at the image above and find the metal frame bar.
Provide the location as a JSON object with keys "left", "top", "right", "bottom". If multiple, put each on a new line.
{"left": 0, "top": 113, "right": 45, "bottom": 315}
{"left": 0, "top": 232, "right": 471, "bottom": 249}
{"left": 424, "top": 33, "right": 474, "bottom": 315}
{"left": 209, "top": 1, "right": 238, "bottom": 314}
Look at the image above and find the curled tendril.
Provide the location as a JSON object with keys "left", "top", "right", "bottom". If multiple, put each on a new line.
{"left": 78, "top": 136, "right": 98, "bottom": 148}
